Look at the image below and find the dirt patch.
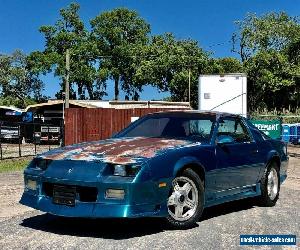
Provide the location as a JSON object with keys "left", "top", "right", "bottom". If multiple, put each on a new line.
{"left": 0, "top": 172, "right": 34, "bottom": 222}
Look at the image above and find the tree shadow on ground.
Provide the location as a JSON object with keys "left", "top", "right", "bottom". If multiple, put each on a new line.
{"left": 288, "top": 152, "right": 300, "bottom": 159}
{"left": 20, "top": 197, "right": 257, "bottom": 239}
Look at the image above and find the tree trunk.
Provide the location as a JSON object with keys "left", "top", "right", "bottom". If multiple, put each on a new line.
{"left": 14, "top": 92, "right": 26, "bottom": 108}
{"left": 114, "top": 76, "right": 119, "bottom": 100}
{"left": 87, "top": 84, "right": 94, "bottom": 100}
{"left": 78, "top": 84, "right": 84, "bottom": 100}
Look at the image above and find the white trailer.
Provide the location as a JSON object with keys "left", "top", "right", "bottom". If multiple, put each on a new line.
{"left": 198, "top": 74, "right": 247, "bottom": 117}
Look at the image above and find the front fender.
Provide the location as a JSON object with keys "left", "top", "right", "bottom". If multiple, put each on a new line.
{"left": 266, "top": 150, "right": 281, "bottom": 166}
{"left": 257, "top": 150, "right": 281, "bottom": 181}
{"left": 173, "top": 156, "right": 205, "bottom": 177}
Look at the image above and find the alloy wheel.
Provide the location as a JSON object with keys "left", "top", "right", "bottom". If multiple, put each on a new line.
{"left": 167, "top": 176, "right": 198, "bottom": 221}
{"left": 267, "top": 167, "right": 279, "bottom": 201}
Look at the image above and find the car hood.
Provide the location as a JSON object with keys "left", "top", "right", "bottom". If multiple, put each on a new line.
{"left": 39, "top": 137, "right": 200, "bottom": 164}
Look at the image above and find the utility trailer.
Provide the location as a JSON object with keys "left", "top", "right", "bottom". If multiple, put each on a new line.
{"left": 198, "top": 74, "right": 247, "bottom": 117}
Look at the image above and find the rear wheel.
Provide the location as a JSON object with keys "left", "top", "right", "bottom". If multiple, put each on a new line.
{"left": 166, "top": 168, "right": 204, "bottom": 229}
{"left": 259, "top": 162, "right": 280, "bottom": 206}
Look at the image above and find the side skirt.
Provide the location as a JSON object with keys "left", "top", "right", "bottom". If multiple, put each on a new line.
{"left": 204, "top": 183, "right": 261, "bottom": 208}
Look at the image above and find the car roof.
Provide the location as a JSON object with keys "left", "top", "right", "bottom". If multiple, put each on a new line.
{"left": 150, "top": 110, "right": 241, "bottom": 118}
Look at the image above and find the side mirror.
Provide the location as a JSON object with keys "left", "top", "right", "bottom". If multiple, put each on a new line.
{"left": 216, "top": 135, "right": 234, "bottom": 145}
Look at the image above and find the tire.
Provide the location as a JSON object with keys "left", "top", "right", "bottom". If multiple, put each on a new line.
{"left": 166, "top": 168, "right": 204, "bottom": 229}
{"left": 259, "top": 162, "right": 280, "bottom": 207}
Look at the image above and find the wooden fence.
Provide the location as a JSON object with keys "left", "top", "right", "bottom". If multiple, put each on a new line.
{"left": 64, "top": 108, "right": 187, "bottom": 145}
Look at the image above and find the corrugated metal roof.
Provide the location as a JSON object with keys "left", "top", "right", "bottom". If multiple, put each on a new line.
{"left": 25, "top": 100, "right": 98, "bottom": 111}
{"left": 25, "top": 100, "right": 190, "bottom": 111}
{"left": 0, "top": 105, "right": 24, "bottom": 112}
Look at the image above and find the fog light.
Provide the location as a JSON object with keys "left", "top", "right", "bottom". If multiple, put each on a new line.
{"left": 106, "top": 189, "right": 125, "bottom": 199}
{"left": 26, "top": 179, "right": 37, "bottom": 191}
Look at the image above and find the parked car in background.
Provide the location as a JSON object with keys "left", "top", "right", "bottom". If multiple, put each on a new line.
{"left": 20, "top": 111, "right": 289, "bottom": 229}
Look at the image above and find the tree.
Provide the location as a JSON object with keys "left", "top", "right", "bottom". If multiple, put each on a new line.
{"left": 134, "top": 33, "right": 209, "bottom": 108}
{"left": 286, "top": 39, "right": 300, "bottom": 109}
{"left": 233, "top": 12, "right": 300, "bottom": 111}
{"left": 211, "top": 57, "right": 243, "bottom": 74}
{"left": 0, "top": 50, "right": 43, "bottom": 108}
{"left": 232, "top": 12, "right": 300, "bottom": 62}
{"left": 91, "top": 8, "right": 151, "bottom": 100}
{"left": 244, "top": 50, "right": 297, "bottom": 110}
{"left": 29, "top": 3, "right": 104, "bottom": 100}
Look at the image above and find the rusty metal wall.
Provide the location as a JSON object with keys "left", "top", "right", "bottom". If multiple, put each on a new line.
{"left": 64, "top": 108, "right": 186, "bottom": 145}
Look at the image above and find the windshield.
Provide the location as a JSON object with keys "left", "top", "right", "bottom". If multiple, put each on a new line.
{"left": 116, "top": 114, "right": 216, "bottom": 144}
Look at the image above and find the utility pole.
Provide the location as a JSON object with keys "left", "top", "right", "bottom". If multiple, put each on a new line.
{"left": 65, "top": 49, "right": 70, "bottom": 108}
{"left": 62, "top": 92, "right": 65, "bottom": 122}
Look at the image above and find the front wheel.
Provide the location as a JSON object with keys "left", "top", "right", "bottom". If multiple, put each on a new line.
{"left": 259, "top": 162, "right": 280, "bottom": 207}
{"left": 166, "top": 168, "right": 204, "bottom": 229}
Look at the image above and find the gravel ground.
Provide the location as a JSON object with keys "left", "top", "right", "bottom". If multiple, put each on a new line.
{"left": 0, "top": 147, "right": 299, "bottom": 249}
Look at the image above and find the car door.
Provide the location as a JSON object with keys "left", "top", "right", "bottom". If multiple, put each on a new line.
{"left": 214, "top": 116, "right": 262, "bottom": 197}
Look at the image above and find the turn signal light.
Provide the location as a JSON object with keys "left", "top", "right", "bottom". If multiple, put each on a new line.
{"left": 26, "top": 179, "right": 37, "bottom": 191}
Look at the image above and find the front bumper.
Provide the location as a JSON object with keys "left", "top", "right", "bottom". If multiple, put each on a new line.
{"left": 20, "top": 192, "right": 165, "bottom": 218}
{"left": 19, "top": 174, "right": 170, "bottom": 218}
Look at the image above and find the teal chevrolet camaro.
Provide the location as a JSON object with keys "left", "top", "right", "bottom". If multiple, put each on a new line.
{"left": 20, "top": 111, "right": 289, "bottom": 229}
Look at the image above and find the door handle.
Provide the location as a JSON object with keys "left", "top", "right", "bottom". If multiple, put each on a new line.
{"left": 252, "top": 149, "right": 259, "bottom": 154}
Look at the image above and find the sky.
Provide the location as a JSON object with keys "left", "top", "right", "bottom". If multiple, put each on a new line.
{"left": 1, "top": 0, "right": 300, "bottom": 100}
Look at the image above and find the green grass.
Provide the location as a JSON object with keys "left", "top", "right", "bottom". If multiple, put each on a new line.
{"left": 0, "top": 158, "right": 31, "bottom": 173}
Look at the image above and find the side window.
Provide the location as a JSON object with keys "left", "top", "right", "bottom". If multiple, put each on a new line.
{"left": 217, "top": 118, "right": 252, "bottom": 143}
{"left": 188, "top": 120, "right": 213, "bottom": 136}
{"left": 185, "top": 119, "right": 214, "bottom": 142}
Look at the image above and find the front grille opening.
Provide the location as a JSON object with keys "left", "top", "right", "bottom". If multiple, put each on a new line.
{"left": 78, "top": 186, "right": 98, "bottom": 202}
{"left": 43, "top": 182, "right": 53, "bottom": 197}
{"left": 42, "top": 182, "right": 98, "bottom": 202}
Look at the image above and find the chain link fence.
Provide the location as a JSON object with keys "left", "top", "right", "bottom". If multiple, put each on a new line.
{"left": 0, "top": 121, "right": 63, "bottom": 159}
